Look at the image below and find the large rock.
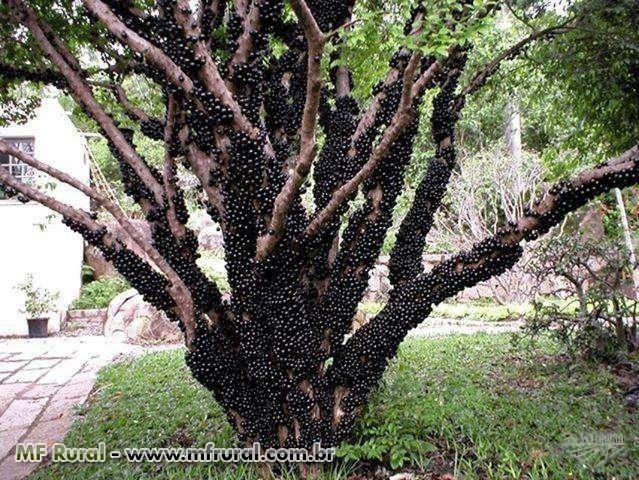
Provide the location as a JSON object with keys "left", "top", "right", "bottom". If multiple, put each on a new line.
{"left": 64, "top": 308, "right": 107, "bottom": 336}
{"left": 365, "top": 263, "right": 391, "bottom": 301}
{"left": 187, "top": 210, "right": 224, "bottom": 249}
{"left": 104, "top": 289, "right": 181, "bottom": 344}
{"left": 188, "top": 209, "right": 214, "bottom": 233}
{"left": 198, "top": 225, "right": 224, "bottom": 250}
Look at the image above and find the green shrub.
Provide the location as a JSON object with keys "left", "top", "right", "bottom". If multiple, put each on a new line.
{"left": 15, "top": 274, "right": 60, "bottom": 317}
{"left": 70, "top": 276, "right": 131, "bottom": 310}
{"left": 520, "top": 233, "right": 638, "bottom": 362}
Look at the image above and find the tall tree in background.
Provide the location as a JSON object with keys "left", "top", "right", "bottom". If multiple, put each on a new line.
{"left": 0, "top": 0, "right": 637, "bottom": 460}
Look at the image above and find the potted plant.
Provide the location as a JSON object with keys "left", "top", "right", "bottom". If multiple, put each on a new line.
{"left": 16, "top": 274, "right": 60, "bottom": 338}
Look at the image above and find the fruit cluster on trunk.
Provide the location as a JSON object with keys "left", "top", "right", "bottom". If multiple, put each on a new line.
{"left": 1, "top": 0, "right": 638, "bottom": 452}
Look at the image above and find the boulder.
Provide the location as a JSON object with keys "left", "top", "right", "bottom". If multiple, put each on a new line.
{"left": 389, "top": 474, "right": 415, "bottom": 480}
{"left": 198, "top": 225, "right": 224, "bottom": 250}
{"left": 189, "top": 209, "right": 215, "bottom": 233}
{"left": 365, "top": 263, "right": 391, "bottom": 301}
{"left": 104, "top": 289, "right": 181, "bottom": 344}
{"left": 105, "top": 288, "right": 138, "bottom": 328}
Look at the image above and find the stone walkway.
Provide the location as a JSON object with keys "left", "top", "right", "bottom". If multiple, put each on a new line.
{"left": 0, "top": 336, "right": 148, "bottom": 480}
{"left": 409, "top": 317, "right": 523, "bottom": 337}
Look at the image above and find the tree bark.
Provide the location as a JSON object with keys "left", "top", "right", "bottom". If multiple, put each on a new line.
{"left": 505, "top": 100, "right": 522, "bottom": 162}
{"left": 615, "top": 188, "right": 639, "bottom": 300}
{"left": 2, "top": 0, "right": 630, "bottom": 453}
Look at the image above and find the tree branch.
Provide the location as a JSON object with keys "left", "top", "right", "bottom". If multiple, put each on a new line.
{"left": 172, "top": 0, "right": 256, "bottom": 141}
{"left": 199, "top": 0, "right": 227, "bottom": 38}
{"left": 369, "top": 144, "right": 639, "bottom": 347}
{"left": 333, "top": 65, "right": 352, "bottom": 97}
{"left": 0, "top": 154, "right": 182, "bottom": 331}
{"left": 255, "top": 0, "right": 327, "bottom": 259}
{"left": 229, "top": 0, "right": 260, "bottom": 67}
{"left": 83, "top": 0, "right": 259, "bottom": 140}
{"left": 389, "top": 59, "right": 467, "bottom": 285}
{"left": 83, "top": 0, "right": 196, "bottom": 90}
{"left": 290, "top": 0, "right": 324, "bottom": 43}
{"left": 453, "top": 20, "right": 577, "bottom": 112}
{"left": 0, "top": 64, "right": 66, "bottom": 86}
{"left": 0, "top": 159, "right": 100, "bottom": 234}
{"left": 384, "top": 20, "right": 576, "bottom": 286}
{"left": 112, "top": 83, "right": 151, "bottom": 122}
{"left": 385, "top": 21, "right": 575, "bottom": 285}
{"left": 161, "top": 96, "right": 188, "bottom": 240}
{"left": 0, "top": 140, "right": 200, "bottom": 347}
{"left": 328, "top": 144, "right": 639, "bottom": 430}
{"left": 8, "top": 0, "right": 166, "bottom": 206}
{"left": 305, "top": 53, "right": 429, "bottom": 238}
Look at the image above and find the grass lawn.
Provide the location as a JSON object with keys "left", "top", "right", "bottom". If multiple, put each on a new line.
{"left": 359, "top": 299, "right": 582, "bottom": 322}
{"left": 31, "top": 334, "right": 638, "bottom": 480}
{"left": 358, "top": 300, "right": 539, "bottom": 322}
{"left": 432, "top": 301, "right": 536, "bottom": 322}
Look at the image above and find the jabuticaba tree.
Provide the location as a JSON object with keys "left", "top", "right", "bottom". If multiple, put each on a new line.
{"left": 1, "top": 0, "right": 638, "bottom": 456}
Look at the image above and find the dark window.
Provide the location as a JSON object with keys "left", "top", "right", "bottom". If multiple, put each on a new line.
{"left": 0, "top": 137, "right": 35, "bottom": 200}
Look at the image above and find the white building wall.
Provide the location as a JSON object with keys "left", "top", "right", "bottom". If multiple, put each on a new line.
{"left": 0, "top": 97, "right": 90, "bottom": 336}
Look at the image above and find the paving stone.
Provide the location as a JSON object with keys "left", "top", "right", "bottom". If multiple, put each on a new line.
{"left": 36, "top": 359, "right": 85, "bottom": 385}
{"left": 38, "top": 351, "right": 67, "bottom": 359}
{"left": 80, "top": 360, "right": 103, "bottom": 374}
{"left": 82, "top": 353, "right": 117, "bottom": 372}
{"left": 41, "top": 345, "right": 78, "bottom": 357}
{"left": 0, "top": 384, "right": 28, "bottom": 401}
{"left": 0, "top": 428, "right": 27, "bottom": 459}
{"left": 0, "top": 361, "right": 28, "bottom": 373}
{"left": 40, "top": 395, "right": 84, "bottom": 422}
{"left": 0, "top": 351, "right": 21, "bottom": 357}
{"left": 0, "top": 336, "right": 153, "bottom": 480}
{"left": 5, "top": 369, "right": 49, "bottom": 384}
{"left": 0, "top": 457, "right": 37, "bottom": 480}
{"left": 7, "top": 350, "right": 47, "bottom": 362}
{"left": 59, "top": 380, "right": 94, "bottom": 402}
{"left": 23, "top": 417, "right": 73, "bottom": 448}
{"left": 0, "top": 398, "right": 48, "bottom": 431}
{"left": 22, "top": 384, "right": 57, "bottom": 399}
{"left": 67, "top": 371, "right": 96, "bottom": 386}
{"left": 0, "top": 399, "right": 11, "bottom": 414}
{"left": 24, "top": 359, "right": 60, "bottom": 371}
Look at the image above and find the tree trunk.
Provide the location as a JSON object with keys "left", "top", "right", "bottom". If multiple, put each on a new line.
{"left": 504, "top": 100, "right": 522, "bottom": 162}
{"left": 614, "top": 188, "right": 639, "bottom": 300}
{"left": 1, "top": 0, "right": 639, "bottom": 456}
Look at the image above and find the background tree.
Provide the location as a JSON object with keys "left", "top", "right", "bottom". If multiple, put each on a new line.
{"left": 0, "top": 0, "right": 637, "bottom": 470}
